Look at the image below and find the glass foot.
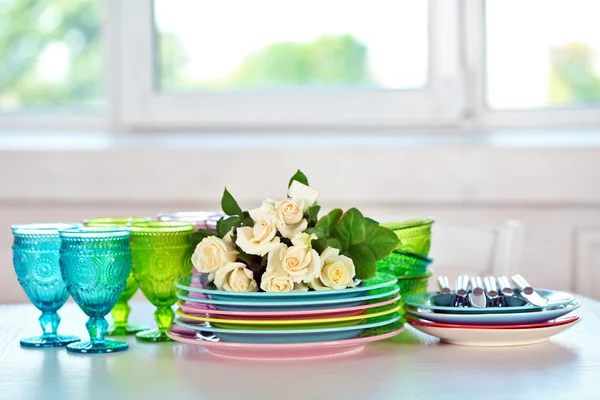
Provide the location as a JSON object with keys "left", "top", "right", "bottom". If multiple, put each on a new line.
{"left": 107, "top": 323, "right": 149, "bottom": 336}
{"left": 136, "top": 328, "right": 172, "bottom": 342}
{"left": 20, "top": 334, "right": 80, "bottom": 348}
{"left": 66, "top": 339, "right": 129, "bottom": 354}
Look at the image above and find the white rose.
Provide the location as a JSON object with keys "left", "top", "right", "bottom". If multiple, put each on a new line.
{"left": 249, "top": 199, "right": 276, "bottom": 222}
{"left": 288, "top": 181, "right": 320, "bottom": 212}
{"left": 214, "top": 262, "right": 258, "bottom": 292}
{"left": 310, "top": 247, "right": 356, "bottom": 290}
{"left": 235, "top": 213, "right": 280, "bottom": 256}
{"left": 275, "top": 199, "right": 308, "bottom": 238}
{"left": 274, "top": 234, "right": 320, "bottom": 283}
{"left": 261, "top": 244, "right": 294, "bottom": 292}
{"left": 191, "top": 236, "right": 238, "bottom": 274}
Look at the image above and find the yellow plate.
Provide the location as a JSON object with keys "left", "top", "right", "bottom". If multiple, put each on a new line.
{"left": 175, "top": 304, "right": 400, "bottom": 326}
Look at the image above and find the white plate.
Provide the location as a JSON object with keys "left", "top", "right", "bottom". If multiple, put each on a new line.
{"left": 405, "top": 300, "right": 580, "bottom": 325}
{"left": 409, "top": 317, "right": 581, "bottom": 346}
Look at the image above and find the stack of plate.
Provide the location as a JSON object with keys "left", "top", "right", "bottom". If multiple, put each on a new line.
{"left": 167, "top": 272, "right": 404, "bottom": 359}
{"left": 404, "top": 290, "right": 581, "bottom": 346}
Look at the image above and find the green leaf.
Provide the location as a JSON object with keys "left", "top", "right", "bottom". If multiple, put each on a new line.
{"left": 346, "top": 244, "right": 377, "bottom": 280}
{"left": 315, "top": 208, "right": 343, "bottom": 237}
{"left": 307, "top": 204, "right": 321, "bottom": 224}
{"left": 365, "top": 217, "right": 379, "bottom": 227}
{"left": 326, "top": 238, "right": 342, "bottom": 249}
{"left": 288, "top": 169, "right": 309, "bottom": 188}
{"left": 216, "top": 215, "right": 242, "bottom": 238}
{"left": 311, "top": 237, "right": 327, "bottom": 254}
{"left": 190, "top": 229, "right": 216, "bottom": 248}
{"left": 221, "top": 187, "right": 243, "bottom": 216}
{"left": 364, "top": 224, "right": 400, "bottom": 260}
{"left": 240, "top": 211, "right": 255, "bottom": 227}
{"left": 333, "top": 208, "right": 366, "bottom": 250}
{"left": 236, "top": 251, "right": 262, "bottom": 267}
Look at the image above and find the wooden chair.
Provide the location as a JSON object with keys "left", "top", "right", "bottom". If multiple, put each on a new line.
{"left": 428, "top": 220, "right": 525, "bottom": 283}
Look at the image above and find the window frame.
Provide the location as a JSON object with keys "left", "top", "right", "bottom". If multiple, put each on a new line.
{"left": 117, "top": 0, "right": 466, "bottom": 130}
{"left": 2, "top": 0, "right": 600, "bottom": 132}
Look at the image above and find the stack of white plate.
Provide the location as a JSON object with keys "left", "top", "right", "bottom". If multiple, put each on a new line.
{"left": 404, "top": 289, "right": 581, "bottom": 346}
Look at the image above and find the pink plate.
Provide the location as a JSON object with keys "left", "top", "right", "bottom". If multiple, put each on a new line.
{"left": 406, "top": 314, "right": 581, "bottom": 330}
{"left": 177, "top": 295, "right": 401, "bottom": 320}
{"left": 167, "top": 325, "right": 404, "bottom": 360}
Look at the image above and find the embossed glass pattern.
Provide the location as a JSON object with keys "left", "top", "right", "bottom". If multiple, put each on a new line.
{"left": 83, "top": 217, "right": 151, "bottom": 336}
{"left": 59, "top": 227, "right": 132, "bottom": 354}
{"left": 129, "top": 221, "right": 194, "bottom": 342}
{"left": 11, "top": 223, "right": 81, "bottom": 348}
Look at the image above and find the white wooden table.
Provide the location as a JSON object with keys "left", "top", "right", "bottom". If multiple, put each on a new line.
{"left": 1, "top": 298, "right": 598, "bottom": 400}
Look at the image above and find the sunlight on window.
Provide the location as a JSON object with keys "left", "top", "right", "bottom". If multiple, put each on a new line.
{"left": 154, "top": 0, "right": 428, "bottom": 91}
{"left": 0, "top": 0, "right": 103, "bottom": 111}
{"left": 486, "top": 0, "right": 600, "bottom": 110}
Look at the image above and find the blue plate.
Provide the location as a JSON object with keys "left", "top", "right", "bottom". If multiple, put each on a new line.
{"left": 174, "top": 273, "right": 398, "bottom": 302}
{"left": 176, "top": 285, "right": 400, "bottom": 312}
{"left": 405, "top": 300, "right": 580, "bottom": 325}
{"left": 404, "top": 289, "right": 575, "bottom": 314}
{"left": 174, "top": 313, "right": 400, "bottom": 343}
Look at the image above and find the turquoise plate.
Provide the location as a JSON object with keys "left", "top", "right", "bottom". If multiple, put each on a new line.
{"left": 404, "top": 290, "right": 575, "bottom": 314}
{"left": 405, "top": 300, "right": 580, "bottom": 325}
{"left": 174, "top": 273, "right": 398, "bottom": 302}
{"left": 176, "top": 285, "right": 400, "bottom": 312}
{"left": 174, "top": 313, "right": 400, "bottom": 344}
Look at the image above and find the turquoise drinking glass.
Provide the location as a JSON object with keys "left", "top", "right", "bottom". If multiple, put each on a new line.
{"left": 129, "top": 221, "right": 194, "bottom": 342}
{"left": 83, "top": 216, "right": 151, "bottom": 336}
{"left": 11, "top": 223, "right": 81, "bottom": 348}
{"left": 59, "top": 227, "right": 132, "bottom": 354}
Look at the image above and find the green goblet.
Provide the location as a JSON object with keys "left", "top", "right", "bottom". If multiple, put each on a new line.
{"left": 129, "top": 221, "right": 194, "bottom": 342}
{"left": 84, "top": 217, "right": 151, "bottom": 336}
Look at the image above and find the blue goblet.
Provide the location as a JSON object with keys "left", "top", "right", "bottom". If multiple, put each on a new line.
{"left": 12, "top": 223, "right": 81, "bottom": 348}
{"left": 59, "top": 227, "right": 132, "bottom": 354}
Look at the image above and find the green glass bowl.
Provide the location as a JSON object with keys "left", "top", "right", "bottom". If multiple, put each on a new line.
{"left": 377, "top": 249, "right": 433, "bottom": 277}
{"left": 382, "top": 218, "right": 434, "bottom": 257}
{"left": 379, "top": 269, "right": 432, "bottom": 318}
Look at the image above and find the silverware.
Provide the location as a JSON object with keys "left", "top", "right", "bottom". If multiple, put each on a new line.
{"left": 469, "top": 276, "right": 486, "bottom": 308}
{"left": 437, "top": 276, "right": 452, "bottom": 294}
{"left": 497, "top": 276, "right": 514, "bottom": 296}
{"left": 511, "top": 274, "right": 549, "bottom": 307}
{"left": 483, "top": 276, "right": 499, "bottom": 306}
{"left": 455, "top": 275, "right": 470, "bottom": 307}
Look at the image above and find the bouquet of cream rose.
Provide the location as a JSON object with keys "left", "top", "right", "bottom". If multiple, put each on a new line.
{"left": 190, "top": 171, "right": 400, "bottom": 293}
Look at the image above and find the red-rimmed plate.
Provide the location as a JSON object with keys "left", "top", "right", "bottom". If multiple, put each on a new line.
{"left": 177, "top": 294, "right": 401, "bottom": 320}
{"left": 406, "top": 314, "right": 580, "bottom": 330}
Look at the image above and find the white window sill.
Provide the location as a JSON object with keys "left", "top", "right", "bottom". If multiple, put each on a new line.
{"left": 2, "top": 129, "right": 600, "bottom": 151}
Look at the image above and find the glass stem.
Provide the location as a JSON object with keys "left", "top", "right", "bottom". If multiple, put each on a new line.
{"left": 39, "top": 312, "right": 60, "bottom": 338}
{"left": 111, "top": 300, "right": 130, "bottom": 328}
{"left": 86, "top": 317, "right": 108, "bottom": 344}
{"left": 155, "top": 306, "right": 174, "bottom": 333}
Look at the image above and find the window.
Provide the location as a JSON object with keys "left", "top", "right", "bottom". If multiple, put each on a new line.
{"left": 1, "top": 0, "right": 599, "bottom": 131}
{"left": 155, "top": 0, "right": 428, "bottom": 91}
{"left": 486, "top": 0, "right": 600, "bottom": 110}
{"left": 0, "top": 0, "right": 103, "bottom": 111}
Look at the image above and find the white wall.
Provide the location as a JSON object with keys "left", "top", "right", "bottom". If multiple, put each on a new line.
{"left": 2, "top": 133, "right": 600, "bottom": 303}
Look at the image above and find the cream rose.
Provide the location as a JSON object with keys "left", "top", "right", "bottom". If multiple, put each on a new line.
{"left": 249, "top": 199, "right": 276, "bottom": 222}
{"left": 274, "top": 199, "right": 308, "bottom": 238}
{"left": 288, "top": 181, "right": 320, "bottom": 212}
{"left": 277, "top": 233, "right": 320, "bottom": 283}
{"left": 214, "top": 262, "right": 258, "bottom": 292}
{"left": 261, "top": 244, "right": 294, "bottom": 292}
{"left": 191, "top": 236, "right": 238, "bottom": 274}
{"left": 310, "top": 247, "right": 356, "bottom": 290}
{"left": 236, "top": 212, "right": 280, "bottom": 256}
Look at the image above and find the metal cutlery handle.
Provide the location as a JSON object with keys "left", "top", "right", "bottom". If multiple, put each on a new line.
{"left": 469, "top": 276, "right": 484, "bottom": 296}
{"left": 437, "top": 276, "right": 451, "bottom": 294}
{"left": 512, "top": 274, "right": 534, "bottom": 294}
{"left": 483, "top": 276, "right": 499, "bottom": 297}
{"left": 456, "top": 275, "right": 470, "bottom": 296}
{"left": 497, "top": 276, "right": 513, "bottom": 295}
